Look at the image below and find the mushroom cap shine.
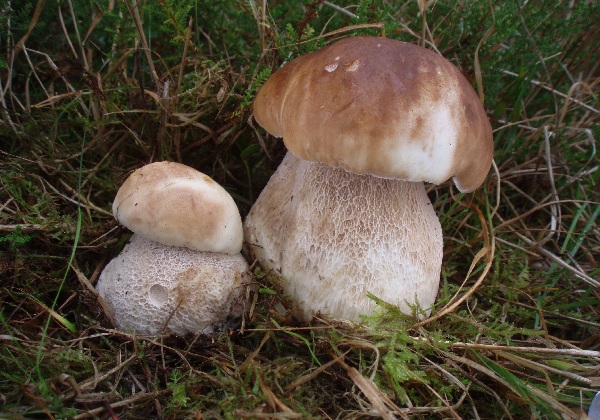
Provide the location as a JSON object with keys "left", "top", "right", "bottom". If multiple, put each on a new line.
{"left": 113, "top": 162, "right": 243, "bottom": 254}
{"left": 253, "top": 36, "right": 493, "bottom": 192}
{"left": 97, "top": 234, "right": 250, "bottom": 336}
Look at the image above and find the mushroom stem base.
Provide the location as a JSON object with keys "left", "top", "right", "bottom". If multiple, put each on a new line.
{"left": 97, "top": 235, "right": 250, "bottom": 336}
{"left": 244, "top": 152, "right": 443, "bottom": 323}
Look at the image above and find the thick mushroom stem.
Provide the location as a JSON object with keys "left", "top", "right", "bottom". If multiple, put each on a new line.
{"left": 244, "top": 152, "right": 443, "bottom": 322}
{"left": 97, "top": 234, "right": 250, "bottom": 336}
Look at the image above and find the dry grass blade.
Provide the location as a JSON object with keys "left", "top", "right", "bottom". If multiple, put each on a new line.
{"left": 239, "top": 331, "right": 271, "bottom": 371}
{"left": 71, "top": 390, "right": 170, "bottom": 419}
{"left": 285, "top": 350, "right": 349, "bottom": 391}
{"left": 59, "top": 354, "right": 138, "bottom": 401}
{"left": 501, "top": 70, "right": 599, "bottom": 115}
{"left": 13, "top": 0, "right": 48, "bottom": 54}
{"left": 496, "top": 350, "right": 591, "bottom": 385}
{"left": 448, "top": 342, "right": 600, "bottom": 359}
{"left": 340, "top": 338, "right": 381, "bottom": 380}
{"left": 415, "top": 201, "right": 495, "bottom": 328}
{"left": 272, "top": 23, "right": 386, "bottom": 51}
{"left": 257, "top": 374, "right": 299, "bottom": 415}
{"left": 474, "top": 0, "right": 495, "bottom": 103}
{"left": 123, "top": 0, "right": 159, "bottom": 89}
{"left": 509, "top": 227, "right": 600, "bottom": 289}
{"left": 329, "top": 351, "right": 406, "bottom": 420}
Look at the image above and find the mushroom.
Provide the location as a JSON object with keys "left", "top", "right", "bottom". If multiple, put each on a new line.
{"left": 244, "top": 37, "right": 493, "bottom": 323}
{"left": 97, "top": 161, "right": 251, "bottom": 336}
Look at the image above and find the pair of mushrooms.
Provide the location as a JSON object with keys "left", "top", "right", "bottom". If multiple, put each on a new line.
{"left": 98, "top": 36, "right": 493, "bottom": 335}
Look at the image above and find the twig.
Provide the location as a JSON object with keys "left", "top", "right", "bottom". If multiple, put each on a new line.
{"left": 247, "top": 0, "right": 268, "bottom": 51}
{"left": 0, "top": 224, "right": 44, "bottom": 232}
{"left": 493, "top": 199, "right": 589, "bottom": 234}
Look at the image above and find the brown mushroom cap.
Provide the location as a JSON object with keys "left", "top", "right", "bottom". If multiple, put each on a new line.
{"left": 113, "top": 162, "right": 243, "bottom": 254}
{"left": 253, "top": 36, "right": 493, "bottom": 192}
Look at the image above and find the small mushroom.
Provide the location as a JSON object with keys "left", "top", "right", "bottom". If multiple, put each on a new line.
{"left": 97, "top": 162, "right": 251, "bottom": 336}
{"left": 244, "top": 37, "right": 493, "bottom": 323}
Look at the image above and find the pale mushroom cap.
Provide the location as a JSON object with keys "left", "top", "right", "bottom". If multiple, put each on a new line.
{"left": 113, "top": 161, "right": 243, "bottom": 254}
{"left": 97, "top": 234, "right": 250, "bottom": 336}
{"left": 253, "top": 36, "right": 494, "bottom": 192}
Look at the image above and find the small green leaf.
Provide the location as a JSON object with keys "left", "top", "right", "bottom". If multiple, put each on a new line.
{"left": 258, "top": 288, "right": 277, "bottom": 295}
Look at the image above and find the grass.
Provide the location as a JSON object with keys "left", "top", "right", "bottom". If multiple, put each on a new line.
{"left": 1, "top": 0, "right": 599, "bottom": 418}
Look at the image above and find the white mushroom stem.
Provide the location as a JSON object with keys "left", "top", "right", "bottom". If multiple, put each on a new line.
{"left": 244, "top": 152, "right": 443, "bottom": 322}
{"left": 97, "top": 234, "right": 250, "bottom": 336}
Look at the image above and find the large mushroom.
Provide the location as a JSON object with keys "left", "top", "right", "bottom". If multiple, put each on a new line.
{"left": 97, "top": 161, "right": 251, "bottom": 336}
{"left": 244, "top": 37, "right": 493, "bottom": 323}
